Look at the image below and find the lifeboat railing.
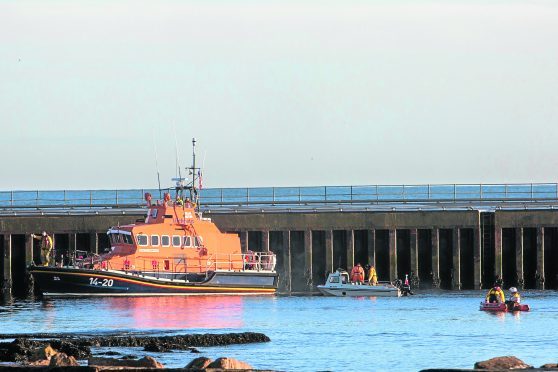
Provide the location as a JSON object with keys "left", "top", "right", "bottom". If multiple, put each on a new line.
{"left": 81, "top": 252, "right": 276, "bottom": 277}
{"left": 205, "top": 252, "right": 277, "bottom": 272}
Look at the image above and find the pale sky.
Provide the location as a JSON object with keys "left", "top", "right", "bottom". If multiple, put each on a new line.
{"left": 1, "top": 0, "right": 557, "bottom": 190}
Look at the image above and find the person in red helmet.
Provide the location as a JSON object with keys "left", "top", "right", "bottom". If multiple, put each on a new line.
{"left": 485, "top": 284, "right": 505, "bottom": 304}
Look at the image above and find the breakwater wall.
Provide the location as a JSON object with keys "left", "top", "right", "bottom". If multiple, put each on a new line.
{"left": 1, "top": 209, "right": 558, "bottom": 295}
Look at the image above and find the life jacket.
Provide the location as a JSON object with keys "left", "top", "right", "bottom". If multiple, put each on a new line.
{"left": 368, "top": 267, "right": 377, "bottom": 280}
{"left": 43, "top": 236, "right": 53, "bottom": 250}
{"left": 487, "top": 288, "right": 505, "bottom": 302}
{"left": 511, "top": 292, "right": 521, "bottom": 303}
{"left": 351, "top": 266, "right": 364, "bottom": 282}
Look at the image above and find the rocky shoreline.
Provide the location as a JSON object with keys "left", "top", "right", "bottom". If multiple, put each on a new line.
{"left": 421, "top": 356, "right": 558, "bottom": 371}
{"left": 0, "top": 332, "right": 271, "bottom": 371}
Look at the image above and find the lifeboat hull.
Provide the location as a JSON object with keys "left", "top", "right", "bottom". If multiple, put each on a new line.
{"left": 479, "top": 302, "right": 530, "bottom": 312}
{"left": 29, "top": 266, "right": 278, "bottom": 297}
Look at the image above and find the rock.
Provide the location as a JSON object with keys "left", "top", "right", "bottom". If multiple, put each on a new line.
{"left": 474, "top": 356, "right": 532, "bottom": 370}
{"left": 50, "top": 340, "right": 91, "bottom": 359}
{"left": 89, "top": 355, "right": 164, "bottom": 368}
{"left": 121, "top": 354, "right": 138, "bottom": 360}
{"left": 207, "top": 357, "right": 254, "bottom": 370}
{"left": 540, "top": 363, "right": 558, "bottom": 369}
{"left": 29, "top": 345, "right": 57, "bottom": 362}
{"left": 49, "top": 352, "right": 79, "bottom": 367}
{"left": 96, "top": 351, "right": 120, "bottom": 356}
{"left": 185, "top": 356, "right": 213, "bottom": 370}
{"left": 144, "top": 341, "right": 171, "bottom": 352}
{"left": 190, "top": 347, "right": 201, "bottom": 353}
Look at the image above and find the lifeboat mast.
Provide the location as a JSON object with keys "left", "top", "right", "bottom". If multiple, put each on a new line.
{"left": 174, "top": 138, "right": 200, "bottom": 212}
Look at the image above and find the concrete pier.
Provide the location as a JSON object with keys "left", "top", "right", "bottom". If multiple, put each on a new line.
{"left": 1, "top": 207, "right": 558, "bottom": 294}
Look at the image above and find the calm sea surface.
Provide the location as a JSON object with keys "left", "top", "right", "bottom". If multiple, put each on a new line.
{"left": 1, "top": 291, "right": 557, "bottom": 371}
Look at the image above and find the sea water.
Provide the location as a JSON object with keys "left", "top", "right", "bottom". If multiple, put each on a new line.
{"left": 1, "top": 291, "right": 557, "bottom": 371}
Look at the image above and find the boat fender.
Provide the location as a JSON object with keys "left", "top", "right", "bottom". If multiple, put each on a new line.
{"left": 199, "top": 247, "right": 208, "bottom": 256}
{"left": 151, "top": 260, "right": 158, "bottom": 269}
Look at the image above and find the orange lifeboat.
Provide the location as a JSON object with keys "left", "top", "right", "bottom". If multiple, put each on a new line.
{"left": 29, "top": 139, "right": 278, "bottom": 297}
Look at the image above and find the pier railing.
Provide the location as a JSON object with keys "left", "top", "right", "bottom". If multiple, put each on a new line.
{"left": 1, "top": 183, "right": 558, "bottom": 210}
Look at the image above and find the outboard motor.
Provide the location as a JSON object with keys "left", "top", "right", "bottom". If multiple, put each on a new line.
{"left": 396, "top": 274, "right": 414, "bottom": 296}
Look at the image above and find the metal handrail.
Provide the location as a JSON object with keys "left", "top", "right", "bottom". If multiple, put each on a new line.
{"left": 1, "top": 183, "right": 558, "bottom": 210}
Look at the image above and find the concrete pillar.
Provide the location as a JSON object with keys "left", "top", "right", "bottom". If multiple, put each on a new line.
{"left": 325, "top": 230, "right": 334, "bottom": 274}
{"left": 240, "top": 231, "right": 249, "bottom": 253}
{"left": 432, "top": 228, "right": 440, "bottom": 288}
{"left": 24, "top": 234, "right": 35, "bottom": 296}
{"left": 89, "top": 232, "right": 99, "bottom": 254}
{"left": 304, "top": 230, "right": 313, "bottom": 291}
{"left": 389, "top": 229, "right": 397, "bottom": 282}
{"left": 409, "top": 228, "right": 419, "bottom": 284}
{"left": 25, "top": 234, "right": 34, "bottom": 265}
{"left": 346, "top": 230, "right": 354, "bottom": 269}
{"left": 262, "top": 230, "right": 270, "bottom": 253}
{"left": 282, "top": 231, "right": 291, "bottom": 293}
{"left": 367, "top": 229, "right": 376, "bottom": 267}
{"left": 537, "top": 227, "right": 545, "bottom": 290}
{"left": 516, "top": 228, "right": 524, "bottom": 290}
{"left": 473, "top": 226, "right": 482, "bottom": 289}
{"left": 69, "top": 233, "right": 77, "bottom": 264}
{"left": 452, "top": 228, "right": 461, "bottom": 290}
{"left": 494, "top": 227, "right": 503, "bottom": 283}
{"left": 2, "top": 234, "right": 12, "bottom": 295}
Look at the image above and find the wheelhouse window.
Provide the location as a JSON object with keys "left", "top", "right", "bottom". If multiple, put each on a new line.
{"left": 183, "top": 236, "right": 192, "bottom": 247}
{"left": 136, "top": 234, "right": 148, "bottom": 246}
{"left": 118, "top": 234, "right": 132, "bottom": 244}
{"left": 194, "top": 236, "right": 203, "bottom": 247}
{"left": 151, "top": 235, "right": 160, "bottom": 246}
{"left": 122, "top": 234, "right": 133, "bottom": 245}
{"left": 161, "top": 235, "right": 170, "bottom": 247}
{"left": 172, "top": 236, "right": 181, "bottom": 247}
{"left": 329, "top": 277, "right": 340, "bottom": 283}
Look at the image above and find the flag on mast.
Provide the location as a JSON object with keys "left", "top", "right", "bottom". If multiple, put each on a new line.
{"left": 198, "top": 170, "right": 203, "bottom": 189}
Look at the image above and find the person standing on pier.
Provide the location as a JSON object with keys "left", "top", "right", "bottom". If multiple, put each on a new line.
{"left": 31, "top": 231, "right": 53, "bottom": 266}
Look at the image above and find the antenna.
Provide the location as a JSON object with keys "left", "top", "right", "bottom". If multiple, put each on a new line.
{"left": 152, "top": 131, "right": 162, "bottom": 199}
{"left": 192, "top": 137, "right": 197, "bottom": 207}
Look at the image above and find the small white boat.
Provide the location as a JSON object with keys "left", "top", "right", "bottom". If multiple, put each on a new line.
{"left": 317, "top": 270, "right": 401, "bottom": 297}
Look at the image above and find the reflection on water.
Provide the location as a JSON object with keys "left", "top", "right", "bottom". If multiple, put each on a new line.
{"left": 1, "top": 291, "right": 557, "bottom": 371}
{"left": 105, "top": 296, "right": 244, "bottom": 329}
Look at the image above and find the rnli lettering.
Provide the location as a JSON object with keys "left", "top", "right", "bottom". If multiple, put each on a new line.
{"left": 139, "top": 248, "right": 159, "bottom": 253}
{"left": 89, "top": 277, "right": 114, "bottom": 287}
